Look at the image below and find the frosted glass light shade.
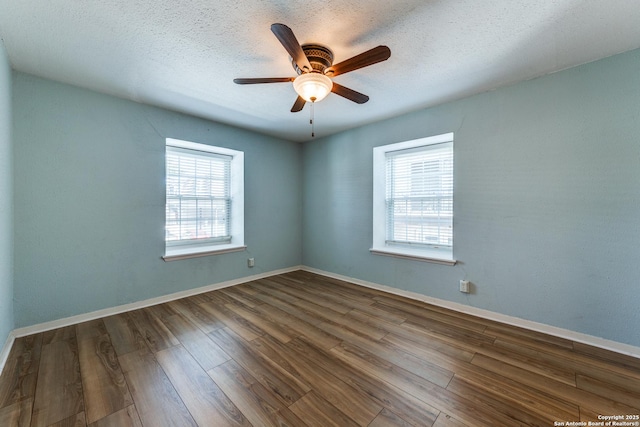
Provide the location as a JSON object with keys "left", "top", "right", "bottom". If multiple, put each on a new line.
{"left": 293, "top": 73, "right": 333, "bottom": 103}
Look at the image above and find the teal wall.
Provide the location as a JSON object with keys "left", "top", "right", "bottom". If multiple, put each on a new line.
{"left": 302, "top": 48, "right": 640, "bottom": 347}
{"left": 12, "top": 73, "right": 302, "bottom": 327}
{"left": 0, "top": 40, "right": 13, "bottom": 345}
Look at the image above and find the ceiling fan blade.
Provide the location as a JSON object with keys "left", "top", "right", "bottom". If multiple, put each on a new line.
{"left": 331, "top": 82, "right": 369, "bottom": 104}
{"left": 325, "top": 45, "right": 391, "bottom": 77}
{"left": 271, "top": 23, "right": 313, "bottom": 73}
{"left": 233, "top": 77, "right": 295, "bottom": 84}
{"left": 291, "top": 96, "right": 306, "bottom": 112}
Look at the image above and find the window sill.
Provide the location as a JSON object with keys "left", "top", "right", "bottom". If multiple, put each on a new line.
{"left": 369, "top": 246, "right": 456, "bottom": 265}
{"left": 163, "top": 244, "right": 247, "bottom": 262}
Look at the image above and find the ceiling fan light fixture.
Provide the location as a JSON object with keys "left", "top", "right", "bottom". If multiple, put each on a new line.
{"left": 293, "top": 73, "right": 333, "bottom": 103}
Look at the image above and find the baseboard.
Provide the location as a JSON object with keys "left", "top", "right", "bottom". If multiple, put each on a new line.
{"left": 7, "top": 263, "right": 639, "bottom": 368}
{"left": 0, "top": 331, "right": 15, "bottom": 378}
{"left": 12, "top": 265, "right": 302, "bottom": 339}
{"left": 301, "top": 266, "right": 640, "bottom": 360}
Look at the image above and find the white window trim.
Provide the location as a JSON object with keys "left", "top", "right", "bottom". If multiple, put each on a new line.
{"left": 163, "top": 138, "right": 245, "bottom": 262}
{"left": 371, "top": 132, "right": 456, "bottom": 265}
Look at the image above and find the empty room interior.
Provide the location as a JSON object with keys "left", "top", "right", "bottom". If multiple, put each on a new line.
{"left": 0, "top": 1, "right": 639, "bottom": 426}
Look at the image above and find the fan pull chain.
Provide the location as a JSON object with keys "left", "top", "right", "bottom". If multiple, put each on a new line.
{"left": 310, "top": 100, "right": 315, "bottom": 138}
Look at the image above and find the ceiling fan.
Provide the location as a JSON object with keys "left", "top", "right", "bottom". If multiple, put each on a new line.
{"left": 234, "top": 23, "right": 391, "bottom": 113}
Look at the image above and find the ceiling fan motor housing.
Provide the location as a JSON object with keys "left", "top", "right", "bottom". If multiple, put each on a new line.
{"left": 292, "top": 44, "right": 334, "bottom": 74}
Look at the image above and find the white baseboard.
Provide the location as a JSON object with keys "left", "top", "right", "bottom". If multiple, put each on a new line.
{"left": 3, "top": 263, "right": 638, "bottom": 378}
{"left": 2, "top": 266, "right": 299, "bottom": 376}
{"left": 301, "top": 266, "right": 640, "bottom": 360}
{"left": 0, "top": 331, "right": 15, "bottom": 378}
{"left": 11, "top": 265, "right": 302, "bottom": 339}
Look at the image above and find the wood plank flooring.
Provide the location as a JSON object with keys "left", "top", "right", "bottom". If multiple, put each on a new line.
{"left": 0, "top": 271, "right": 638, "bottom": 426}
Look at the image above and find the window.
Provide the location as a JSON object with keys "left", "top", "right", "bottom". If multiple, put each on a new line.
{"left": 163, "top": 138, "right": 245, "bottom": 261}
{"left": 371, "top": 133, "right": 455, "bottom": 265}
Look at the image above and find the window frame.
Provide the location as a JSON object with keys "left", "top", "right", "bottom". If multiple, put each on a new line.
{"left": 163, "top": 138, "right": 245, "bottom": 261}
{"left": 371, "top": 133, "right": 456, "bottom": 265}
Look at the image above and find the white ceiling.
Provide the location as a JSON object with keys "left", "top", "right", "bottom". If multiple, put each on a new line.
{"left": 1, "top": 0, "right": 639, "bottom": 142}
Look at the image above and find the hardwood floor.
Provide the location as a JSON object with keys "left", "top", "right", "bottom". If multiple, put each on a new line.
{"left": 0, "top": 271, "right": 638, "bottom": 426}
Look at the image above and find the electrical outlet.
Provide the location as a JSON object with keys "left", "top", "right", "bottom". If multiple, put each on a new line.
{"left": 248, "top": 258, "right": 255, "bottom": 268}
{"left": 459, "top": 280, "right": 470, "bottom": 293}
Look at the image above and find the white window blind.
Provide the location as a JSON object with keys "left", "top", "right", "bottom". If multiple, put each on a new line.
{"left": 166, "top": 145, "right": 232, "bottom": 246}
{"left": 385, "top": 141, "right": 453, "bottom": 248}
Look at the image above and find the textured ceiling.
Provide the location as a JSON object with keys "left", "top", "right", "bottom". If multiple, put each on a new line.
{"left": 1, "top": 0, "right": 639, "bottom": 142}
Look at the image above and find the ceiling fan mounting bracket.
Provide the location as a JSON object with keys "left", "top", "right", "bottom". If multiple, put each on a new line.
{"left": 292, "top": 44, "right": 334, "bottom": 75}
